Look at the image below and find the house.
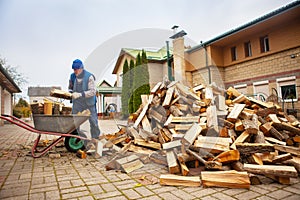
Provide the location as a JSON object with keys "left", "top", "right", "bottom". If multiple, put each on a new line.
{"left": 112, "top": 46, "right": 174, "bottom": 89}
{"left": 112, "top": 1, "right": 300, "bottom": 118}
{"left": 96, "top": 80, "right": 121, "bottom": 117}
{"left": 0, "top": 64, "right": 22, "bottom": 125}
{"left": 27, "top": 86, "right": 62, "bottom": 104}
{"left": 183, "top": 1, "right": 300, "bottom": 117}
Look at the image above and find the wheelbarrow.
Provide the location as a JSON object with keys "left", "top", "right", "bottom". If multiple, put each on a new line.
{"left": 0, "top": 114, "right": 91, "bottom": 158}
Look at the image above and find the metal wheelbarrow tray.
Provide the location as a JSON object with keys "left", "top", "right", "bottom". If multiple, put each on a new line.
{"left": 0, "top": 114, "right": 91, "bottom": 158}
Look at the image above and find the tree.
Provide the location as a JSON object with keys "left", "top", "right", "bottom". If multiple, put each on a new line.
{"left": 121, "top": 59, "right": 130, "bottom": 117}
{"left": 132, "top": 50, "right": 150, "bottom": 112}
{"left": 128, "top": 59, "right": 135, "bottom": 114}
{"left": 0, "top": 56, "right": 28, "bottom": 89}
{"left": 13, "top": 97, "right": 31, "bottom": 118}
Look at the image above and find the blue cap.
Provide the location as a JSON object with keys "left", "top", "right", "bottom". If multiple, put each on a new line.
{"left": 72, "top": 59, "right": 84, "bottom": 69}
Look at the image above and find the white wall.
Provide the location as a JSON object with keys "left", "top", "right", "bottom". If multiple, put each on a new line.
{"left": 3, "top": 89, "right": 11, "bottom": 115}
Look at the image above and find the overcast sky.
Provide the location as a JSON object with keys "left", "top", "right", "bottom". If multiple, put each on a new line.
{"left": 0, "top": 0, "right": 296, "bottom": 99}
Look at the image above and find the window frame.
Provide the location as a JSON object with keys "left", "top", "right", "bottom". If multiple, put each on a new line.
{"left": 244, "top": 41, "right": 252, "bottom": 57}
{"left": 276, "top": 76, "right": 297, "bottom": 102}
{"left": 231, "top": 46, "right": 237, "bottom": 61}
{"left": 260, "top": 35, "right": 270, "bottom": 53}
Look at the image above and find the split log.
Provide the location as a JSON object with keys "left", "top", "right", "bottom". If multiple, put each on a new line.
{"left": 186, "top": 149, "right": 222, "bottom": 170}
{"left": 169, "top": 105, "right": 184, "bottom": 116}
{"left": 235, "top": 119, "right": 244, "bottom": 132}
{"left": 171, "top": 116, "right": 199, "bottom": 123}
{"left": 134, "top": 139, "right": 161, "bottom": 150}
{"left": 249, "top": 173, "right": 262, "bottom": 185}
{"left": 194, "top": 136, "right": 230, "bottom": 153}
{"left": 227, "top": 103, "right": 246, "bottom": 123}
{"left": 201, "top": 170, "right": 250, "bottom": 189}
{"left": 272, "top": 153, "right": 292, "bottom": 164}
{"left": 274, "top": 144, "right": 300, "bottom": 156}
{"left": 133, "top": 95, "right": 153, "bottom": 128}
{"left": 226, "top": 87, "right": 241, "bottom": 98}
{"left": 159, "top": 174, "right": 201, "bottom": 187}
{"left": 183, "top": 123, "right": 202, "bottom": 144}
{"left": 151, "top": 82, "right": 162, "bottom": 94}
{"left": 166, "top": 150, "right": 180, "bottom": 174}
{"left": 236, "top": 143, "right": 275, "bottom": 155}
{"left": 162, "top": 139, "right": 181, "bottom": 150}
{"left": 244, "top": 163, "right": 298, "bottom": 178}
{"left": 213, "top": 150, "right": 240, "bottom": 164}
{"left": 162, "top": 86, "right": 175, "bottom": 107}
{"left": 283, "top": 157, "right": 300, "bottom": 174}
{"left": 272, "top": 122, "right": 300, "bottom": 136}
{"left": 230, "top": 131, "right": 250, "bottom": 150}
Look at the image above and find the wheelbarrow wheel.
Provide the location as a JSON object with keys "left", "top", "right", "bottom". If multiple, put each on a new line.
{"left": 64, "top": 131, "right": 87, "bottom": 153}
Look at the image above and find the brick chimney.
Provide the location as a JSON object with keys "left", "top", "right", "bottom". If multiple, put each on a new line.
{"left": 170, "top": 29, "right": 187, "bottom": 83}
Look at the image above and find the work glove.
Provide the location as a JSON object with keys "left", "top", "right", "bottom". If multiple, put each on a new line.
{"left": 72, "top": 92, "right": 82, "bottom": 99}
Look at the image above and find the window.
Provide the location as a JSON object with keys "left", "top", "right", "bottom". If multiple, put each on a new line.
{"left": 244, "top": 41, "right": 252, "bottom": 57}
{"left": 260, "top": 35, "right": 270, "bottom": 53}
{"left": 281, "top": 85, "right": 296, "bottom": 100}
{"left": 234, "top": 84, "right": 247, "bottom": 95}
{"left": 231, "top": 46, "right": 237, "bottom": 61}
{"left": 253, "top": 81, "right": 269, "bottom": 101}
{"left": 277, "top": 76, "right": 297, "bottom": 102}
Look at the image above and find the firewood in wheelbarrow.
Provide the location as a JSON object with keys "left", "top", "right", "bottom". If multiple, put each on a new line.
{"left": 50, "top": 88, "right": 72, "bottom": 100}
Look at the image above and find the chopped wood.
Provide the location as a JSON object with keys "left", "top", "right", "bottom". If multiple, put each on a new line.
{"left": 134, "top": 138, "right": 161, "bottom": 150}
{"left": 201, "top": 170, "right": 250, "bottom": 189}
{"left": 171, "top": 116, "right": 199, "bottom": 123}
{"left": 186, "top": 149, "right": 222, "bottom": 170}
{"left": 151, "top": 82, "right": 162, "bottom": 94}
{"left": 141, "top": 115, "right": 152, "bottom": 133}
{"left": 226, "top": 87, "right": 241, "bottom": 98}
{"left": 162, "top": 139, "right": 182, "bottom": 150}
{"left": 242, "top": 118, "right": 258, "bottom": 134}
{"left": 235, "top": 119, "right": 244, "bottom": 132}
{"left": 266, "top": 114, "right": 281, "bottom": 124}
{"left": 121, "top": 159, "right": 144, "bottom": 173}
{"left": 272, "top": 153, "right": 292, "bottom": 164}
{"left": 179, "top": 161, "right": 190, "bottom": 176}
{"left": 265, "top": 137, "right": 286, "bottom": 146}
{"left": 166, "top": 150, "right": 180, "bottom": 174}
{"left": 214, "top": 150, "right": 240, "bottom": 163}
{"left": 230, "top": 131, "right": 250, "bottom": 150}
{"left": 183, "top": 123, "right": 202, "bottom": 144}
{"left": 133, "top": 94, "right": 153, "bottom": 128}
{"left": 274, "top": 144, "right": 300, "bottom": 156}
{"left": 232, "top": 94, "right": 248, "bottom": 104}
{"left": 206, "top": 105, "right": 218, "bottom": 129}
{"left": 272, "top": 122, "right": 300, "bottom": 136}
{"left": 159, "top": 174, "right": 201, "bottom": 187}
{"left": 50, "top": 89, "right": 72, "bottom": 99}
{"left": 236, "top": 143, "right": 275, "bottom": 155}
{"left": 164, "top": 114, "right": 173, "bottom": 127}
{"left": 249, "top": 173, "right": 262, "bottom": 185}
{"left": 244, "top": 163, "right": 298, "bottom": 178}
{"left": 227, "top": 103, "right": 246, "bottom": 123}
{"left": 194, "top": 137, "right": 230, "bottom": 153}
{"left": 169, "top": 105, "right": 184, "bottom": 116}
{"left": 162, "top": 86, "right": 175, "bottom": 107}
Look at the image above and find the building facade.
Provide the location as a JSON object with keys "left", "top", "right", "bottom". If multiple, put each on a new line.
{"left": 0, "top": 64, "right": 21, "bottom": 125}
{"left": 184, "top": 1, "right": 300, "bottom": 117}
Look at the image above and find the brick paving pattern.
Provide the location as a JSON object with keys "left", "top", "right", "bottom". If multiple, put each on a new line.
{"left": 0, "top": 120, "right": 299, "bottom": 199}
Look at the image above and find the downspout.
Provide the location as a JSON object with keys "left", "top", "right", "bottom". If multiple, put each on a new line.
{"left": 166, "top": 41, "right": 174, "bottom": 81}
{"left": 203, "top": 43, "right": 211, "bottom": 84}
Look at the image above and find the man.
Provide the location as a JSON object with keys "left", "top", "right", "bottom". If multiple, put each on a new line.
{"left": 68, "top": 59, "right": 101, "bottom": 139}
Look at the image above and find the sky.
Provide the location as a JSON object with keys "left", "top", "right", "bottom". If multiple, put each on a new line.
{"left": 0, "top": 0, "right": 296, "bottom": 100}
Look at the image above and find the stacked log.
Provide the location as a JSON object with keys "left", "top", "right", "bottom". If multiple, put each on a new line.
{"left": 104, "top": 79, "right": 300, "bottom": 189}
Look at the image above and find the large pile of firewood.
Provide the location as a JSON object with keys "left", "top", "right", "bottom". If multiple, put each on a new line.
{"left": 103, "top": 79, "right": 300, "bottom": 189}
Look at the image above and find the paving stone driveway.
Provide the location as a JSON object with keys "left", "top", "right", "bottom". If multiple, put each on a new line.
{"left": 0, "top": 120, "right": 299, "bottom": 200}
